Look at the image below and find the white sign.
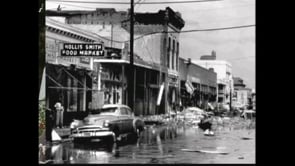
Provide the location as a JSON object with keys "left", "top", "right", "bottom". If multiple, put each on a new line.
{"left": 185, "top": 80, "right": 194, "bottom": 95}
{"left": 46, "top": 38, "right": 58, "bottom": 64}
{"left": 45, "top": 39, "right": 93, "bottom": 70}
{"left": 157, "top": 83, "right": 165, "bottom": 106}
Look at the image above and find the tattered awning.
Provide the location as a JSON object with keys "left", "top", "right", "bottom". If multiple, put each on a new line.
{"left": 46, "top": 65, "right": 100, "bottom": 91}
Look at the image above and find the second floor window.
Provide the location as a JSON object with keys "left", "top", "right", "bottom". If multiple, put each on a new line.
{"left": 167, "top": 37, "right": 171, "bottom": 68}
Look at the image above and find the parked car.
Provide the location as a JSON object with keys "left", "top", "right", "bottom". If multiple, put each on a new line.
{"left": 183, "top": 107, "right": 206, "bottom": 125}
{"left": 241, "top": 110, "right": 256, "bottom": 119}
{"left": 70, "top": 104, "right": 145, "bottom": 143}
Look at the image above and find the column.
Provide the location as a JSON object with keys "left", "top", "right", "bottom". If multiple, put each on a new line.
{"left": 82, "top": 76, "right": 86, "bottom": 111}
{"left": 122, "top": 64, "right": 125, "bottom": 104}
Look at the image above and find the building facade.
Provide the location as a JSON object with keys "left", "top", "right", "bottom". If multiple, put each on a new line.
{"left": 47, "top": 7, "right": 185, "bottom": 115}
{"left": 179, "top": 57, "right": 217, "bottom": 110}
{"left": 193, "top": 53, "right": 233, "bottom": 106}
{"left": 233, "top": 77, "right": 252, "bottom": 108}
{"left": 45, "top": 17, "right": 108, "bottom": 125}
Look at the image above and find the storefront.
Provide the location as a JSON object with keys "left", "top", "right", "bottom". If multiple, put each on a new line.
{"left": 93, "top": 58, "right": 161, "bottom": 116}
{"left": 167, "top": 74, "right": 180, "bottom": 113}
{"left": 178, "top": 57, "right": 217, "bottom": 111}
{"left": 46, "top": 18, "right": 103, "bottom": 125}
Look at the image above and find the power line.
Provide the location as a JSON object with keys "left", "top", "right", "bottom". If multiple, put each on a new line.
{"left": 47, "top": 1, "right": 254, "bottom": 11}
{"left": 52, "top": 3, "right": 96, "bottom": 9}
{"left": 181, "top": 24, "right": 255, "bottom": 32}
{"left": 132, "top": 24, "right": 255, "bottom": 41}
{"left": 227, "top": 56, "right": 255, "bottom": 61}
{"left": 46, "top": 0, "right": 223, "bottom": 5}
{"left": 135, "top": 0, "right": 145, "bottom": 10}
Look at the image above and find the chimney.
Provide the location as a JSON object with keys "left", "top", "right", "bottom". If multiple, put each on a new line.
{"left": 186, "top": 58, "right": 191, "bottom": 66}
{"left": 209, "top": 68, "right": 214, "bottom": 72}
{"left": 212, "top": 50, "right": 216, "bottom": 59}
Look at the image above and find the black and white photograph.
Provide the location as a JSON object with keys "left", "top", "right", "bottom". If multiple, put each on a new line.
{"left": 39, "top": 0, "right": 255, "bottom": 164}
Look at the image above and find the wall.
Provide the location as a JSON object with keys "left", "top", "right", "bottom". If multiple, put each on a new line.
{"left": 67, "top": 11, "right": 127, "bottom": 25}
{"left": 179, "top": 58, "right": 217, "bottom": 86}
{"left": 236, "top": 90, "right": 250, "bottom": 106}
{"left": 134, "top": 32, "right": 163, "bottom": 68}
{"left": 192, "top": 60, "right": 233, "bottom": 104}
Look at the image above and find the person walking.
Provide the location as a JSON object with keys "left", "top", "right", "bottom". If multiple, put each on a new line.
{"left": 199, "top": 113, "right": 214, "bottom": 136}
{"left": 54, "top": 102, "right": 64, "bottom": 128}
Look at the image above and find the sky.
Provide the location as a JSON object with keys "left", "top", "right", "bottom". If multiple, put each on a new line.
{"left": 45, "top": 0, "right": 255, "bottom": 89}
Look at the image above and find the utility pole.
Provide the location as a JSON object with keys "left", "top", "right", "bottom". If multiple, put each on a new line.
{"left": 128, "top": 0, "right": 135, "bottom": 111}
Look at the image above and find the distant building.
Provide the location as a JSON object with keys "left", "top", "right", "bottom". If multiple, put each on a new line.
{"left": 193, "top": 57, "right": 233, "bottom": 106}
{"left": 233, "top": 77, "right": 252, "bottom": 108}
{"left": 251, "top": 89, "right": 256, "bottom": 110}
{"left": 200, "top": 50, "right": 217, "bottom": 60}
{"left": 179, "top": 57, "right": 217, "bottom": 110}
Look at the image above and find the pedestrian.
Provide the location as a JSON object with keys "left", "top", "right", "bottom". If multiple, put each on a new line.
{"left": 54, "top": 101, "right": 64, "bottom": 128}
{"left": 199, "top": 113, "right": 214, "bottom": 135}
{"left": 45, "top": 108, "right": 54, "bottom": 142}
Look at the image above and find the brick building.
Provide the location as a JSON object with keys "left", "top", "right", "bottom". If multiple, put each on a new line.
{"left": 179, "top": 57, "right": 217, "bottom": 110}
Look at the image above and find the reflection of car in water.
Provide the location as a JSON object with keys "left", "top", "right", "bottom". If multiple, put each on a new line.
{"left": 69, "top": 148, "right": 112, "bottom": 164}
{"left": 70, "top": 104, "right": 145, "bottom": 144}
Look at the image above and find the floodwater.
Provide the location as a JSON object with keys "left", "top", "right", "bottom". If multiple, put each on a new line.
{"left": 45, "top": 117, "right": 255, "bottom": 164}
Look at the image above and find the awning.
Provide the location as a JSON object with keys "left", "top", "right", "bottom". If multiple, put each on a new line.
{"left": 46, "top": 65, "right": 96, "bottom": 91}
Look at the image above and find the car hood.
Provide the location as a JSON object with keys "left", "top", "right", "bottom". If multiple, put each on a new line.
{"left": 83, "top": 115, "right": 119, "bottom": 125}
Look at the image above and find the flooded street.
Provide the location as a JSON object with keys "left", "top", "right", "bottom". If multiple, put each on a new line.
{"left": 46, "top": 117, "right": 255, "bottom": 164}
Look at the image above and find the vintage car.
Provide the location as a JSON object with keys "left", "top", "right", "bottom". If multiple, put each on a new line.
{"left": 70, "top": 104, "right": 145, "bottom": 143}
{"left": 183, "top": 107, "right": 207, "bottom": 125}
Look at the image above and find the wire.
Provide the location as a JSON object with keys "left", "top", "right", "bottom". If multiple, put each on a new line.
{"left": 135, "top": 0, "right": 145, "bottom": 11}
{"left": 47, "top": 1, "right": 254, "bottom": 12}
{"left": 227, "top": 56, "right": 255, "bottom": 61}
{"left": 46, "top": 0, "right": 223, "bottom": 5}
{"left": 132, "top": 24, "right": 255, "bottom": 42}
{"left": 55, "top": 3, "right": 96, "bottom": 9}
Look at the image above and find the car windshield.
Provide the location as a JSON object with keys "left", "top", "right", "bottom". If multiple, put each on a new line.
{"left": 100, "top": 107, "right": 117, "bottom": 113}
{"left": 89, "top": 107, "right": 117, "bottom": 115}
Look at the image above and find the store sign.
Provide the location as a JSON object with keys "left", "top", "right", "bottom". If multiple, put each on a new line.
{"left": 61, "top": 43, "right": 104, "bottom": 57}
{"left": 46, "top": 40, "right": 94, "bottom": 70}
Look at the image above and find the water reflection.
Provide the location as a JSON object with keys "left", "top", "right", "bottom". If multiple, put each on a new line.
{"left": 46, "top": 119, "right": 255, "bottom": 164}
{"left": 46, "top": 125, "right": 179, "bottom": 164}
